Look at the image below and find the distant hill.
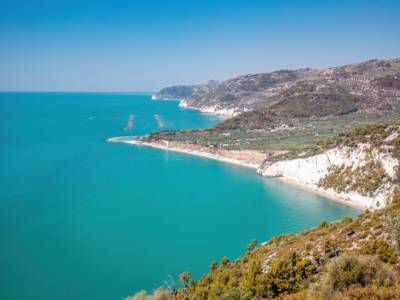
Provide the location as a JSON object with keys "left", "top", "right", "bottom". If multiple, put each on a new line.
{"left": 154, "top": 58, "right": 400, "bottom": 126}
{"left": 152, "top": 80, "right": 220, "bottom": 100}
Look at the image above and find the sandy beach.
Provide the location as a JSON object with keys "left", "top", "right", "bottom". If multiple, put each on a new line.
{"left": 107, "top": 137, "right": 259, "bottom": 169}
{"left": 108, "top": 136, "right": 365, "bottom": 211}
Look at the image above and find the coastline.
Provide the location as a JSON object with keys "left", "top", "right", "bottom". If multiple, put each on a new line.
{"left": 275, "top": 176, "right": 365, "bottom": 211}
{"left": 151, "top": 96, "right": 238, "bottom": 118}
{"left": 107, "top": 137, "right": 259, "bottom": 169}
{"left": 108, "top": 137, "right": 364, "bottom": 211}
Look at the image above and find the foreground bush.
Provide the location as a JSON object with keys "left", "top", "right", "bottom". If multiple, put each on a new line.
{"left": 311, "top": 254, "right": 398, "bottom": 296}
{"left": 125, "top": 289, "right": 174, "bottom": 300}
{"left": 281, "top": 285, "right": 400, "bottom": 300}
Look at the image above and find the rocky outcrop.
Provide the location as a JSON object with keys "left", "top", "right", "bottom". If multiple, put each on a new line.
{"left": 178, "top": 100, "right": 244, "bottom": 117}
{"left": 258, "top": 144, "right": 399, "bottom": 209}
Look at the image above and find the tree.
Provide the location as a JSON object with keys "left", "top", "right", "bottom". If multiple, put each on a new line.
{"left": 221, "top": 256, "right": 230, "bottom": 267}
{"left": 179, "top": 272, "right": 192, "bottom": 288}
{"left": 210, "top": 261, "right": 218, "bottom": 271}
{"left": 247, "top": 239, "right": 258, "bottom": 252}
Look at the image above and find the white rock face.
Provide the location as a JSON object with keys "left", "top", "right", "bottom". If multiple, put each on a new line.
{"left": 258, "top": 145, "right": 399, "bottom": 209}
{"left": 179, "top": 100, "right": 241, "bottom": 117}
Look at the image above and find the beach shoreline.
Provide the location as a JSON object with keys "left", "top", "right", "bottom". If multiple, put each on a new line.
{"left": 274, "top": 176, "right": 365, "bottom": 210}
{"left": 108, "top": 136, "right": 365, "bottom": 211}
{"left": 107, "top": 137, "right": 259, "bottom": 169}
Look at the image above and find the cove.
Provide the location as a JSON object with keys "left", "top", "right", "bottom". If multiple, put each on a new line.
{"left": 0, "top": 93, "right": 359, "bottom": 300}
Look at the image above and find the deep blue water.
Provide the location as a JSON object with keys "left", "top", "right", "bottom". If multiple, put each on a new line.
{"left": 0, "top": 93, "right": 359, "bottom": 299}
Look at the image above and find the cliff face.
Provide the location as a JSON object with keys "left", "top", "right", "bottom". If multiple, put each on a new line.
{"left": 259, "top": 145, "right": 398, "bottom": 209}
{"left": 259, "top": 125, "right": 400, "bottom": 209}
{"left": 179, "top": 99, "right": 244, "bottom": 117}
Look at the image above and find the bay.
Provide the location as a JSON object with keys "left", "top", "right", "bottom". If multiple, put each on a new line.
{"left": 0, "top": 93, "right": 359, "bottom": 299}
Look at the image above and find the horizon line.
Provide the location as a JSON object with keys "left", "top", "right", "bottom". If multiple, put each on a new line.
{"left": 0, "top": 90, "right": 156, "bottom": 94}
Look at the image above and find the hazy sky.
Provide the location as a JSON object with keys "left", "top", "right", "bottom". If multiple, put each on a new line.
{"left": 0, "top": 0, "right": 399, "bottom": 92}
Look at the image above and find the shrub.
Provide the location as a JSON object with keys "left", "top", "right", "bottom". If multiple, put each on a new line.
{"left": 279, "top": 291, "right": 326, "bottom": 299}
{"left": 125, "top": 289, "right": 174, "bottom": 300}
{"left": 179, "top": 272, "right": 192, "bottom": 288}
{"left": 390, "top": 135, "right": 400, "bottom": 159}
{"left": 312, "top": 254, "right": 398, "bottom": 295}
{"left": 390, "top": 216, "right": 400, "bottom": 252}
{"left": 324, "top": 239, "right": 341, "bottom": 258}
{"left": 359, "top": 239, "right": 398, "bottom": 264}
{"left": 210, "top": 261, "right": 218, "bottom": 271}
{"left": 221, "top": 256, "right": 230, "bottom": 267}
{"left": 392, "top": 187, "right": 400, "bottom": 206}
{"left": 319, "top": 221, "right": 329, "bottom": 229}
{"left": 281, "top": 285, "right": 400, "bottom": 300}
{"left": 342, "top": 285, "right": 400, "bottom": 300}
{"left": 266, "top": 252, "right": 316, "bottom": 298}
{"left": 247, "top": 239, "right": 258, "bottom": 252}
{"left": 318, "top": 161, "right": 389, "bottom": 197}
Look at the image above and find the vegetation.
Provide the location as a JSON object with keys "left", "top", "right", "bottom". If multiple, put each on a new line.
{"left": 316, "top": 123, "right": 397, "bottom": 150}
{"left": 154, "top": 58, "right": 400, "bottom": 127}
{"left": 359, "top": 239, "right": 398, "bottom": 264}
{"left": 214, "top": 88, "right": 363, "bottom": 130}
{"left": 318, "top": 161, "right": 389, "bottom": 197}
{"left": 146, "top": 112, "right": 400, "bottom": 152}
{"left": 281, "top": 285, "right": 400, "bottom": 300}
{"left": 311, "top": 254, "right": 397, "bottom": 295}
{"left": 134, "top": 118, "right": 400, "bottom": 299}
{"left": 127, "top": 201, "right": 400, "bottom": 299}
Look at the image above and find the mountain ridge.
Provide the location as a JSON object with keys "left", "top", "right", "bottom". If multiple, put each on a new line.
{"left": 153, "top": 58, "right": 400, "bottom": 123}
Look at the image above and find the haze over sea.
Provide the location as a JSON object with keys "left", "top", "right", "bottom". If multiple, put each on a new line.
{"left": 0, "top": 93, "right": 359, "bottom": 300}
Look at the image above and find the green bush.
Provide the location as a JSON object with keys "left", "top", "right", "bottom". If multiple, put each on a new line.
{"left": 125, "top": 289, "right": 174, "bottom": 300}
{"left": 281, "top": 285, "right": 400, "bottom": 300}
{"left": 318, "top": 160, "right": 389, "bottom": 197}
{"left": 342, "top": 284, "right": 400, "bottom": 300}
{"left": 312, "top": 254, "right": 398, "bottom": 295}
{"left": 392, "top": 188, "right": 400, "bottom": 206}
{"left": 319, "top": 221, "right": 330, "bottom": 229}
{"left": 359, "top": 239, "right": 398, "bottom": 264}
{"left": 266, "top": 252, "right": 316, "bottom": 298}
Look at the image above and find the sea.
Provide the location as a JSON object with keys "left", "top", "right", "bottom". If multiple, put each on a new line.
{"left": 0, "top": 93, "right": 359, "bottom": 299}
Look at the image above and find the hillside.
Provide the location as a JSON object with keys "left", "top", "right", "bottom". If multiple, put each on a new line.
{"left": 148, "top": 58, "right": 400, "bottom": 156}
{"left": 152, "top": 80, "right": 220, "bottom": 101}
{"left": 259, "top": 124, "right": 400, "bottom": 209}
{"left": 153, "top": 58, "right": 400, "bottom": 122}
{"left": 127, "top": 189, "right": 400, "bottom": 300}
{"left": 126, "top": 125, "right": 400, "bottom": 299}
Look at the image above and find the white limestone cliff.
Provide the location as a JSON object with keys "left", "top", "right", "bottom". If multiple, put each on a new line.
{"left": 179, "top": 100, "right": 242, "bottom": 117}
{"left": 258, "top": 144, "right": 399, "bottom": 209}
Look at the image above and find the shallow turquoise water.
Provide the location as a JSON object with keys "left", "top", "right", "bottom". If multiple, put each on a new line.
{"left": 0, "top": 93, "right": 359, "bottom": 299}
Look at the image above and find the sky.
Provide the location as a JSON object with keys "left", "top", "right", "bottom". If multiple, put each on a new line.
{"left": 0, "top": 0, "right": 399, "bottom": 92}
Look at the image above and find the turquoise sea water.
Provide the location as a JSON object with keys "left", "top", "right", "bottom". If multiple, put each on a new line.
{"left": 0, "top": 93, "right": 359, "bottom": 299}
